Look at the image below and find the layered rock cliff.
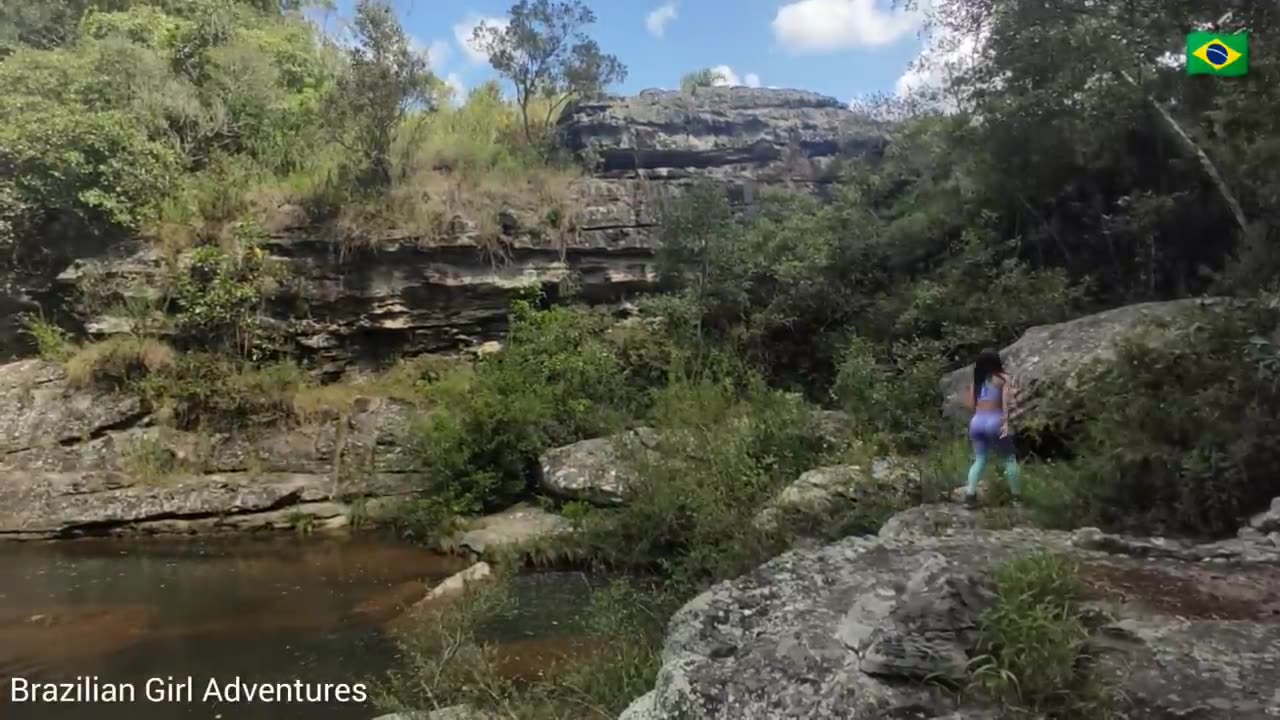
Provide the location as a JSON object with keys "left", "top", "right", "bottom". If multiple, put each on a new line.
{"left": 0, "top": 358, "right": 423, "bottom": 538}
{"left": 43, "top": 88, "right": 885, "bottom": 372}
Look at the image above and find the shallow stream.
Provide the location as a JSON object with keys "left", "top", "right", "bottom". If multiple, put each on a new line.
{"left": 0, "top": 535, "right": 597, "bottom": 719}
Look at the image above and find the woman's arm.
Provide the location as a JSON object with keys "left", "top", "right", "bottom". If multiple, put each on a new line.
{"left": 1000, "top": 375, "right": 1014, "bottom": 437}
{"left": 962, "top": 383, "right": 975, "bottom": 411}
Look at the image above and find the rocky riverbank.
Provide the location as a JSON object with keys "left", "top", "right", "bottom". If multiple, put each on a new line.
{"left": 620, "top": 503, "right": 1280, "bottom": 720}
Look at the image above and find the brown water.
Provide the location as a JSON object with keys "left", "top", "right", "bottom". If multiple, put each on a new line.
{"left": 0, "top": 535, "right": 597, "bottom": 720}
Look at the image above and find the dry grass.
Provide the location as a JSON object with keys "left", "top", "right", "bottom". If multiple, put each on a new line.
{"left": 64, "top": 335, "right": 177, "bottom": 388}
{"left": 291, "top": 354, "right": 465, "bottom": 423}
{"left": 138, "top": 89, "right": 585, "bottom": 262}
{"left": 272, "top": 90, "right": 584, "bottom": 252}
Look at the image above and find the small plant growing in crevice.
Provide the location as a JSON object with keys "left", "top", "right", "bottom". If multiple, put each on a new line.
{"left": 20, "top": 314, "right": 73, "bottom": 362}
{"left": 173, "top": 220, "right": 282, "bottom": 357}
{"left": 121, "top": 432, "right": 183, "bottom": 485}
{"left": 967, "top": 552, "right": 1120, "bottom": 718}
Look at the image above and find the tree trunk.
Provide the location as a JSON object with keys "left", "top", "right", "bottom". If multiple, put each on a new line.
{"left": 1118, "top": 48, "right": 1252, "bottom": 241}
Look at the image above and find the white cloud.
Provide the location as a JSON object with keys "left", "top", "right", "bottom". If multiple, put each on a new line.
{"left": 892, "top": 24, "right": 984, "bottom": 111}
{"left": 444, "top": 73, "right": 468, "bottom": 104}
{"left": 646, "top": 2, "right": 678, "bottom": 39}
{"left": 772, "top": 0, "right": 921, "bottom": 53}
{"left": 701, "top": 65, "right": 762, "bottom": 88}
{"left": 453, "top": 14, "right": 509, "bottom": 64}
{"left": 427, "top": 39, "right": 452, "bottom": 68}
{"left": 709, "top": 64, "right": 739, "bottom": 86}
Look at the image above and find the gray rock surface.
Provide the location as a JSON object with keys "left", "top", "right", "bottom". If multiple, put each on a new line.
{"left": 445, "top": 505, "right": 571, "bottom": 557}
{"left": 538, "top": 428, "right": 658, "bottom": 506}
{"left": 1251, "top": 497, "right": 1280, "bottom": 534}
{"left": 754, "top": 458, "right": 919, "bottom": 532}
{"left": 939, "top": 298, "right": 1234, "bottom": 427}
{"left": 560, "top": 87, "right": 885, "bottom": 181}
{"left": 0, "top": 359, "right": 427, "bottom": 538}
{"left": 629, "top": 504, "right": 1280, "bottom": 719}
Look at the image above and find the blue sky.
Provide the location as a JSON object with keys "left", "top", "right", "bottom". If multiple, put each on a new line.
{"left": 311, "top": 0, "right": 935, "bottom": 105}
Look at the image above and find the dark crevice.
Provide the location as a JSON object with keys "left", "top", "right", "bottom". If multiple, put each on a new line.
{"left": 577, "top": 222, "right": 659, "bottom": 232}
{"left": 55, "top": 407, "right": 152, "bottom": 448}
{"left": 46, "top": 488, "right": 311, "bottom": 538}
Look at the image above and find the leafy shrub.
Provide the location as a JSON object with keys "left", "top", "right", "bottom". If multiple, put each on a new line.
{"left": 411, "top": 298, "right": 660, "bottom": 514}
{"left": 831, "top": 336, "right": 947, "bottom": 450}
{"left": 133, "top": 353, "right": 311, "bottom": 429}
{"left": 576, "top": 372, "right": 828, "bottom": 585}
{"left": 1035, "top": 298, "right": 1280, "bottom": 537}
{"left": 880, "top": 229, "right": 1087, "bottom": 366}
{"left": 173, "top": 222, "right": 281, "bottom": 355}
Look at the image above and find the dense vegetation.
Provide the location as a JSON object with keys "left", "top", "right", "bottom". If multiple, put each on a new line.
{"left": 6, "top": 0, "right": 1280, "bottom": 718}
{"left": 0, "top": 0, "right": 602, "bottom": 297}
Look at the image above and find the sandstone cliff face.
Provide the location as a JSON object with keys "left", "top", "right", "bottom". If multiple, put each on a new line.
{"left": 53, "top": 88, "right": 883, "bottom": 372}
{"left": 0, "top": 359, "right": 425, "bottom": 538}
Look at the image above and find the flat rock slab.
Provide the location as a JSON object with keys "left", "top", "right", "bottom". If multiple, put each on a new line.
{"left": 631, "top": 507, "right": 1280, "bottom": 719}
{"left": 0, "top": 471, "right": 419, "bottom": 537}
{"left": 447, "top": 506, "right": 570, "bottom": 557}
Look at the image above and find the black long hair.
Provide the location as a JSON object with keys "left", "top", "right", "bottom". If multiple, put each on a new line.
{"left": 973, "top": 348, "right": 1005, "bottom": 404}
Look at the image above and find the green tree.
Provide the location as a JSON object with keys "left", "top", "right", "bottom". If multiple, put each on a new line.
{"left": 332, "top": 0, "right": 437, "bottom": 187}
{"left": 680, "top": 67, "right": 726, "bottom": 93}
{"left": 472, "top": 0, "right": 626, "bottom": 145}
{"left": 906, "top": 0, "right": 1280, "bottom": 298}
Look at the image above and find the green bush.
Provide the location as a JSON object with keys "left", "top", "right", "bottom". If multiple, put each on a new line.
{"left": 831, "top": 335, "right": 947, "bottom": 451}
{"left": 133, "top": 352, "right": 310, "bottom": 429}
{"left": 1035, "top": 299, "right": 1280, "bottom": 537}
{"left": 172, "top": 221, "right": 281, "bottom": 355}
{"left": 411, "top": 298, "right": 663, "bottom": 514}
{"left": 575, "top": 372, "right": 829, "bottom": 585}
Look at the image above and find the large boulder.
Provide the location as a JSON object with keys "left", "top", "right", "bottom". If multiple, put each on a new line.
{"left": 444, "top": 505, "right": 571, "bottom": 558}
{"left": 0, "top": 359, "right": 427, "bottom": 538}
{"left": 626, "top": 505, "right": 1280, "bottom": 719}
{"left": 753, "top": 458, "right": 920, "bottom": 532}
{"left": 538, "top": 428, "right": 659, "bottom": 506}
{"left": 939, "top": 298, "right": 1233, "bottom": 427}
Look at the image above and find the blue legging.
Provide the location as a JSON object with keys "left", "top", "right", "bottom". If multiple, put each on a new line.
{"left": 967, "top": 411, "right": 1021, "bottom": 496}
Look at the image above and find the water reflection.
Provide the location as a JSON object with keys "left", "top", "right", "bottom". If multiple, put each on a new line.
{"left": 0, "top": 536, "right": 478, "bottom": 720}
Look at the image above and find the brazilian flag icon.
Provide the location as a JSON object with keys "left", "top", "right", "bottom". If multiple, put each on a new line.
{"left": 1187, "top": 32, "right": 1248, "bottom": 76}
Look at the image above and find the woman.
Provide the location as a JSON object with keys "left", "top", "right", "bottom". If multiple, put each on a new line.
{"left": 962, "top": 348, "right": 1020, "bottom": 507}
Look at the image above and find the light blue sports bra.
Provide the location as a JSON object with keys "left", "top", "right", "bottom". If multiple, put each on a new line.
{"left": 977, "top": 380, "right": 1002, "bottom": 403}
